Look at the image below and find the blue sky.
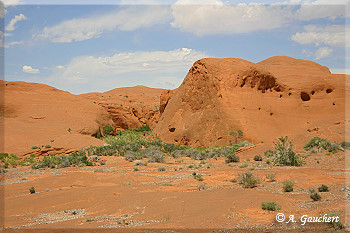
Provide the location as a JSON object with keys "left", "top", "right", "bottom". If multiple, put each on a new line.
{"left": 1, "top": 0, "right": 348, "bottom": 94}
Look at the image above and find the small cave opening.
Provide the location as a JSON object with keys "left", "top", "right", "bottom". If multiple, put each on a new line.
{"left": 258, "top": 107, "right": 261, "bottom": 110}
{"left": 333, "top": 102, "right": 335, "bottom": 106}
{"left": 311, "top": 91, "right": 315, "bottom": 95}
{"left": 279, "top": 94, "right": 282, "bottom": 98}
{"left": 270, "top": 112, "right": 273, "bottom": 116}
{"left": 300, "top": 92, "right": 310, "bottom": 101}
{"left": 326, "top": 88, "right": 333, "bottom": 94}
{"left": 169, "top": 127, "right": 176, "bottom": 132}
{"left": 288, "top": 93, "right": 292, "bottom": 96}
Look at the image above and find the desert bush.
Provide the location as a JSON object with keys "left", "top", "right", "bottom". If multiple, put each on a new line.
{"left": 31, "top": 152, "right": 93, "bottom": 169}
{"left": 163, "top": 143, "right": 182, "bottom": 154}
{"left": 45, "top": 145, "right": 51, "bottom": 148}
{"left": 230, "top": 179, "right": 237, "bottom": 183}
{"left": 157, "top": 166, "right": 165, "bottom": 171}
{"left": 197, "top": 183, "right": 206, "bottom": 191}
{"left": 253, "top": 155, "right": 262, "bottom": 161}
{"left": 326, "top": 213, "right": 344, "bottom": 229}
{"left": 266, "top": 159, "right": 271, "bottom": 165}
{"left": 304, "top": 137, "right": 343, "bottom": 153}
{"left": 239, "top": 172, "right": 258, "bottom": 188}
{"left": 170, "top": 150, "right": 184, "bottom": 158}
{"left": 310, "top": 189, "right": 321, "bottom": 201}
{"left": 87, "top": 145, "right": 116, "bottom": 156}
{"left": 225, "top": 152, "right": 240, "bottom": 163}
{"left": 264, "top": 150, "right": 275, "bottom": 157}
{"left": 230, "top": 130, "right": 243, "bottom": 144}
{"left": 206, "top": 150, "right": 221, "bottom": 159}
{"left": 340, "top": 141, "right": 350, "bottom": 150}
{"left": 103, "top": 125, "right": 114, "bottom": 136}
{"left": 283, "top": 180, "right": 295, "bottom": 192}
{"left": 124, "top": 151, "right": 142, "bottom": 162}
{"left": 139, "top": 147, "right": 164, "bottom": 163}
{"left": 133, "top": 124, "right": 151, "bottom": 132}
{"left": 273, "top": 136, "right": 303, "bottom": 166}
{"left": 266, "top": 173, "right": 276, "bottom": 182}
{"left": 133, "top": 168, "right": 139, "bottom": 171}
{"left": 239, "top": 163, "right": 248, "bottom": 168}
{"left": 29, "top": 187, "right": 35, "bottom": 194}
{"left": 261, "top": 202, "right": 280, "bottom": 211}
{"left": 193, "top": 174, "right": 203, "bottom": 181}
{"left": 318, "top": 184, "right": 329, "bottom": 192}
{"left": 134, "top": 160, "right": 146, "bottom": 166}
{"left": 31, "top": 146, "right": 39, "bottom": 149}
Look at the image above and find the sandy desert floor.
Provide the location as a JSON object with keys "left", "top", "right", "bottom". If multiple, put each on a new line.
{"left": 1, "top": 144, "right": 348, "bottom": 232}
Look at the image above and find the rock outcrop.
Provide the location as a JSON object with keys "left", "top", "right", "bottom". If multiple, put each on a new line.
{"left": 80, "top": 86, "right": 164, "bottom": 129}
{"left": 153, "top": 56, "right": 347, "bottom": 148}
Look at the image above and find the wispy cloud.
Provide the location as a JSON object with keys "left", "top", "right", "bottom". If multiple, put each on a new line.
{"left": 314, "top": 47, "right": 333, "bottom": 60}
{"left": 291, "top": 25, "right": 347, "bottom": 47}
{"left": 49, "top": 48, "right": 208, "bottom": 93}
{"left": 34, "top": 5, "right": 171, "bottom": 43}
{"left": 6, "top": 13, "right": 28, "bottom": 31}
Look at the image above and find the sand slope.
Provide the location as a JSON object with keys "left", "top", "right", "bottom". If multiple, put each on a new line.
{"left": 1, "top": 81, "right": 114, "bottom": 156}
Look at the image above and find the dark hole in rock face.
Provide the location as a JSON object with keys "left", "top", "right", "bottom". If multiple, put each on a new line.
{"left": 169, "top": 127, "right": 176, "bottom": 132}
{"left": 270, "top": 112, "right": 273, "bottom": 116}
{"left": 326, "top": 88, "right": 333, "bottom": 94}
{"left": 333, "top": 102, "right": 335, "bottom": 106}
{"left": 288, "top": 93, "right": 292, "bottom": 96}
{"left": 300, "top": 92, "right": 310, "bottom": 101}
{"left": 279, "top": 95, "right": 282, "bottom": 98}
{"left": 311, "top": 91, "right": 315, "bottom": 95}
{"left": 258, "top": 107, "right": 261, "bottom": 110}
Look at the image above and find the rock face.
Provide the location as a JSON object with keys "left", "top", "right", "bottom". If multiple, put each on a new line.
{"left": 1, "top": 81, "right": 114, "bottom": 156}
{"left": 80, "top": 86, "right": 164, "bottom": 130}
{"left": 153, "top": 56, "right": 347, "bottom": 148}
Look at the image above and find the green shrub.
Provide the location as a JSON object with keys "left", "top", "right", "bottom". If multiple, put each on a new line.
{"left": 266, "top": 173, "right": 276, "bottom": 182}
{"left": 229, "top": 130, "right": 243, "bottom": 144}
{"left": 340, "top": 141, "right": 350, "bottom": 150}
{"left": 225, "top": 152, "right": 240, "bottom": 163}
{"left": 304, "top": 137, "right": 343, "bottom": 153}
{"left": 124, "top": 151, "right": 142, "bottom": 162}
{"left": 261, "top": 202, "right": 280, "bottom": 211}
{"left": 283, "top": 180, "right": 295, "bottom": 192}
{"left": 318, "top": 184, "right": 329, "bottom": 192}
{"left": 103, "top": 125, "right": 114, "bottom": 136}
{"left": 158, "top": 166, "right": 165, "bottom": 171}
{"left": 133, "top": 124, "right": 151, "bottom": 132}
{"left": 87, "top": 145, "right": 116, "bottom": 156}
{"left": 326, "top": 213, "right": 344, "bottom": 229}
{"left": 239, "top": 163, "right": 248, "bottom": 168}
{"left": 230, "top": 179, "right": 237, "bottom": 183}
{"left": 31, "top": 152, "right": 93, "bottom": 169}
{"left": 273, "top": 136, "right": 303, "bottom": 166}
{"left": 133, "top": 168, "right": 139, "bottom": 171}
{"left": 264, "top": 150, "right": 275, "bottom": 157}
{"left": 310, "top": 189, "right": 321, "bottom": 201}
{"left": 239, "top": 172, "right": 258, "bottom": 188}
{"left": 253, "top": 155, "right": 262, "bottom": 161}
{"left": 29, "top": 187, "right": 35, "bottom": 194}
{"left": 139, "top": 147, "right": 164, "bottom": 163}
{"left": 45, "top": 145, "right": 51, "bottom": 148}
{"left": 193, "top": 174, "right": 203, "bottom": 181}
{"left": 266, "top": 159, "right": 271, "bottom": 165}
{"left": 31, "top": 146, "right": 38, "bottom": 149}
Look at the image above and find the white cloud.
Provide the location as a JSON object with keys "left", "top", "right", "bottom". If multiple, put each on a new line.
{"left": 34, "top": 6, "right": 171, "bottom": 43}
{"left": 55, "top": 65, "right": 65, "bottom": 69}
{"left": 291, "top": 25, "right": 347, "bottom": 47}
{"left": 49, "top": 48, "right": 207, "bottom": 93}
{"left": 294, "top": 4, "right": 346, "bottom": 21}
{"left": 5, "top": 41, "right": 23, "bottom": 47}
{"left": 6, "top": 14, "right": 28, "bottom": 31}
{"left": 171, "top": 2, "right": 293, "bottom": 36}
{"left": 22, "top": 65, "right": 40, "bottom": 74}
{"left": 2, "top": 0, "right": 23, "bottom": 6}
{"left": 314, "top": 46, "right": 333, "bottom": 60}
